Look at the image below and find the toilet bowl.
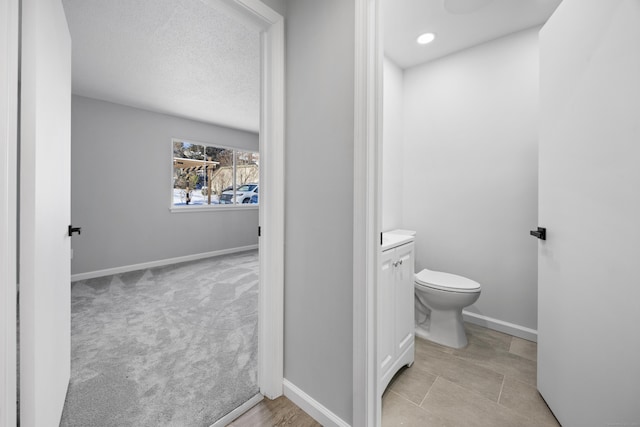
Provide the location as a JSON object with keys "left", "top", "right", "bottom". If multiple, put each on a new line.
{"left": 414, "top": 268, "right": 481, "bottom": 349}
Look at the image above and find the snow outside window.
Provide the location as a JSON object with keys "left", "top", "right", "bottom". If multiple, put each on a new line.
{"left": 172, "top": 139, "right": 259, "bottom": 208}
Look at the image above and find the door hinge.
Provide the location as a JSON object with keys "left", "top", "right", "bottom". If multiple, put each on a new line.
{"left": 68, "top": 225, "right": 82, "bottom": 237}
{"left": 258, "top": 226, "right": 261, "bottom": 237}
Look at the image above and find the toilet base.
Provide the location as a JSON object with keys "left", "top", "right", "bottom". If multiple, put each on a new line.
{"left": 415, "top": 308, "right": 469, "bottom": 349}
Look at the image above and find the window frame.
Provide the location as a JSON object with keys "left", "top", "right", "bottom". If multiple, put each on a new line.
{"left": 170, "top": 137, "right": 259, "bottom": 213}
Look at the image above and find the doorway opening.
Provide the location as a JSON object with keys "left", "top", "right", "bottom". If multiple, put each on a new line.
{"left": 15, "top": 0, "right": 283, "bottom": 425}
{"left": 368, "top": 0, "right": 562, "bottom": 425}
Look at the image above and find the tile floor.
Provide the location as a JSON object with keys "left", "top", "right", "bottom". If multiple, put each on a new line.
{"left": 231, "top": 323, "right": 560, "bottom": 426}
{"left": 382, "top": 323, "right": 560, "bottom": 427}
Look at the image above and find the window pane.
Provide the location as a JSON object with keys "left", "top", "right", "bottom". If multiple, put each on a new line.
{"left": 172, "top": 141, "right": 259, "bottom": 208}
{"left": 208, "top": 148, "right": 234, "bottom": 204}
{"left": 173, "top": 142, "right": 207, "bottom": 206}
{"left": 235, "top": 151, "right": 259, "bottom": 204}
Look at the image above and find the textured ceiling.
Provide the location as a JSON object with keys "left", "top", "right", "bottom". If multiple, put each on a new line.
{"left": 383, "top": 0, "right": 562, "bottom": 69}
{"left": 62, "top": 0, "right": 260, "bottom": 132}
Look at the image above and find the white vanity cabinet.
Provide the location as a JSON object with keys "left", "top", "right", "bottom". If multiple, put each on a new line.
{"left": 379, "top": 233, "right": 415, "bottom": 395}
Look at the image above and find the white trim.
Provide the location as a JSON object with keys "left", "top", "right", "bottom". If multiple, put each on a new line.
{"left": 353, "top": 0, "right": 381, "bottom": 426}
{"left": 463, "top": 311, "right": 538, "bottom": 342}
{"left": 0, "top": 0, "right": 19, "bottom": 424}
{"left": 283, "top": 379, "right": 351, "bottom": 427}
{"left": 214, "top": 0, "right": 280, "bottom": 32}
{"left": 70, "top": 245, "right": 258, "bottom": 282}
{"left": 209, "top": 393, "right": 263, "bottom": 427}
{"left": 254, "top": 4, "right": 285, "bottom": 400}
{"left": 172, "top": 136, "right": 259, "bottom": 153}
{"left": 170, "top": 205, "right": 259, "bottom": 213}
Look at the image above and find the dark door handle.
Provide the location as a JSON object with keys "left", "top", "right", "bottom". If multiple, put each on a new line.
{"left": 530, "top": 227, "right": 546, "bottom": 240}
{"left": 68, "top": 225, "right": 82, "bottom": 237}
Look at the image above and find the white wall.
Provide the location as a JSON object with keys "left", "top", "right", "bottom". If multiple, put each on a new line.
{"left": 71, "top": 95, "right": 259, "bottom": 275}
{"left": 0, "top": 0, "right": 18, "bottom": 424}
{"left": 400, "top": 28, "right": 539, "bottom": 333}
{"left": 382, "top": 57, "right": 404, "bottom": 231}
{"left": 284, "top": 0, "right": 355, "bottom": 423}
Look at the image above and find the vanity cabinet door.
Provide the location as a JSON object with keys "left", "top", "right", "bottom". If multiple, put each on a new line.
{"left": 394, "top": 242, "right": 415, "bottom": 357}
{"left": 379, "top": 240, "right": 415, "bottom": 395}
{"left": 378, "top": 248, "right": 395, "bottom": 383}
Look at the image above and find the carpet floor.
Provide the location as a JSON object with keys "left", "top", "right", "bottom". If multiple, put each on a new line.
{"left": 60, "top": 250, "right": 259, "bottom": 427}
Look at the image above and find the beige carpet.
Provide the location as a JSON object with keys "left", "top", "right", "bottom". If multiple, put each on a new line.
{"left": 60, "top": 250, "right": 259, "bottom": 426}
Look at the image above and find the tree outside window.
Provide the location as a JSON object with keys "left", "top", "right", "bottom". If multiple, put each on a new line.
{"left": 172, "top": 139, "right": 259, "bottom": 208}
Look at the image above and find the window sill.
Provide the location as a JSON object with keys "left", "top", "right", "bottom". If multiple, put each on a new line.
{"left": 170, "top": 205, "right": 259, "bottom": 213}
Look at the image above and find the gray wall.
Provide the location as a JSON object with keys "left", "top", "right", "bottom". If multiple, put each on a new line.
{"left": 400, "top": 28, "right": 539, "bottom": 331}
{"left": 284, "top": 0, "right": 355, "bottom": 423}
{"left": 71, "top": 95, "right": 258, "bottom": 275}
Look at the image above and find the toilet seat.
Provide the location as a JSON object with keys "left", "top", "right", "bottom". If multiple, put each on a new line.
{"left": 415, "top": 269, "right": 481, "bottom": 293}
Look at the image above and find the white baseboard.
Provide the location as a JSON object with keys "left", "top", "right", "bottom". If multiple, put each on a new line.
{"left": 71, "top": 245, "right": 259, "bottom": 282}
{"left": 283, "top": 379, "right": 350, "bottom": 427}
{"left": 209, "top": 393, "right": 263, "bottom": 427}
{"left": 463, "top": 311, "right": 538, "bottom": 342}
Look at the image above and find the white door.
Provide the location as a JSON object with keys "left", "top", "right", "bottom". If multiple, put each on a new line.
{"left": 537, "top": 1, "right": 640, "bottom": 426}
{"left": 19, "top": 0, "right": 72, "bottom": 425}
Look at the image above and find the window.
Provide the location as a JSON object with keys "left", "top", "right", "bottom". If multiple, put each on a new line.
{"left": 172, "top": 139, "right": 259, "bottom": 209}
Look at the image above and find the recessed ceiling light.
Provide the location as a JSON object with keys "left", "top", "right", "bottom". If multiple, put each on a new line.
{"left": 416, "top": 32, "right": 436, "bottom": 45}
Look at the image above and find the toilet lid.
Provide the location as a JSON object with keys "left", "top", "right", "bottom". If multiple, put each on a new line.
{"left": 415, "top": 269, "right": 481, "bottom": 293}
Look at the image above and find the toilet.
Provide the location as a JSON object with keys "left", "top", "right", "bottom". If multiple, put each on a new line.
{"left": 414, "top": 268, "right": 481, "bottom": 349}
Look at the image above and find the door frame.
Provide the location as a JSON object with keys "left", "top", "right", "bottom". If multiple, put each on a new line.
{"left": 1, "top": 0, "right": 284, "bottom": 423}
{"left": 353, "top": 0, "right": 382, "bottom": 426}
{"left": 0, "top": 0, "right": 19, "bottom": 424}
{"left": 218, "top": 0, "right": 285, "bottom": 399}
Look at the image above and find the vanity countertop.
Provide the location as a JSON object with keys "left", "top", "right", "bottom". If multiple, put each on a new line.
{"left": 382, "top": 230, "right": 415, "bottom": 251}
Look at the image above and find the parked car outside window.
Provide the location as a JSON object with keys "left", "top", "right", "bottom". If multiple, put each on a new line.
{"left": 220, "top": 184, "right": 258, "bottom": 204}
